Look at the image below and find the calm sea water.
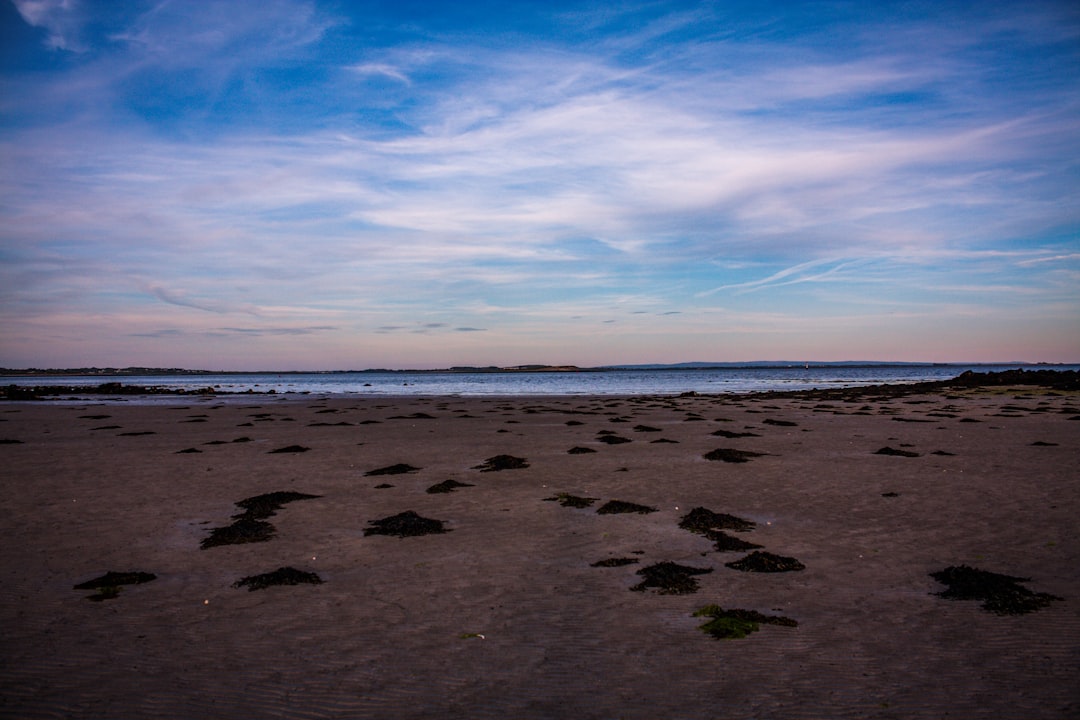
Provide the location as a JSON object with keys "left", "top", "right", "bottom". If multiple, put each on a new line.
{"left": 4, "top": 364, "right": 1075, "bottom": 400}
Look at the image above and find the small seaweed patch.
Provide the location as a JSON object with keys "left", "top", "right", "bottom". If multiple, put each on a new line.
{"left": 930, "top": 565, "right": 1062, "bottom": 615}
{"left": 373, "top": 483, "right": 394, "bottom": 489}
{"left": 597, "top": 435, "right": 632, "bottom": 445}
{"left": 234, "top": 491, "right": 321, "bottom": 519}
{"left": 650, "top": 438, "right": 679, "bottom": 444}
{"left": 426, "top": 479, "right": 474, "bottom": 494}
{"left": 597, "top": 500, "right": 658, "bottom": 515}
{"left": 591, "top": 557, "right": 640, "bottom": 567}
{"left": 762, "top": 418, "right": 798, "bottom": 427}
{"left": 365, "top": 463, "right": 421, "bottom": 476}
{"left": 233, "top": 567, "right": 323, "bottom": 591}
{"left": 725, "top": 551, "right": 805, "bottom": 573}
{"left": 875, "top": 446, "right": 920, "bottom": 457}
{"left": 631, "top": 561, "right": 713, "bottom": 594}
{"left": 633, "top": 425, "right": 662, "bottom": 432}
{"left": 679, "top": 507, "right": 756, "bottom": 533}
{"left": 364, "top": 510, "right": 448, "bottom": 537}
{"left": 473, "top": 455, "right": 529, "bottom": 471}
{"left": 544, "top": 493, "right": 599, "bottom": 508}
{"left": 703, "top": 448, "right": 766, "bottom": 463}
{"left": 176, "top": 447, "right": 202, "bottom": 454}
{"left": 567, "top": 446, "right": 597, "bottom": 454}
{"left": 693, "top": 605, "right": 798, "bottom": 639}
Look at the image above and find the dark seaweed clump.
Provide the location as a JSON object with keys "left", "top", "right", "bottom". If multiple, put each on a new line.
{"left": 545, "top": 493, "right": 599, "bottom": 508}
{"left": 930, "top": 565, "right": 1063, "bottom": 615}
{"left": 597, "top": 435, "right": 632, "bottom": 445}
{"left": 365, "top": 463, "right": 421, "bottom": 476}
{"left": 711, "top": 429, "right": 760, "bottom": 439}
{"left": 693, "top": 605, "right": 798, "bottom": 639}
{"left": 725, "top": 551, "right": 805, "bottom": 573}
{"left": 268, "top": 444, "right": 310, "bottom": 453}
{"left": 703, "top": 448, "right": 767, "bottom": 463}
{"left": 679, "top": 507, "right": 756, "bottom": 533}
{"left": 364, "top": 510, "right": 448, "bottom": 537}
{"left": 426, "top": 479, "right": 474, "bottom": 494}
{"left": 591, "top": 557, "right": 640, "bottom": 567}
{"left": 874, "top": 446, "right": 920, "bottom": 457}
{"left": 631, "top": 561, "right": 713, "bottom": 594}
{"left": 567, "top": 446, "right": 597, "bottom": 454}
{"left": 474, "top": 455, "right": 530, "bottom": 471}
{"left": 233, "top": 567, "right": 323, "bottom": 591}
{"left": 74, "top": 571, "right": 157, "bottom": 601}
{"left": 202, "top": 491, "right": 320, "bottom": 549}
{"left": 597, "top": 500, "right": 658, "bottom": 515}
{"left": 707, "top": 530, "right": 764, "bottom": 552}
{"left": 74, "top": 571, "right": 157, "bottom": 590}
{"left": 234, "top": 491, "right": 321, "bottom": 519}
{"left": 201, "top": 517, "right": 276, "bottom": 549}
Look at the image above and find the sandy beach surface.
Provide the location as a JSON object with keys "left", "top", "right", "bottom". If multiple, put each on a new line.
{"left": 1, "top": 385, "right": 1078, "bottom": 719}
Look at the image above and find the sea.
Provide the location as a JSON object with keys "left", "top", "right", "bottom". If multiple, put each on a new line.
{"left": 3, "top": 364, "right": 1076, "bottom": 401}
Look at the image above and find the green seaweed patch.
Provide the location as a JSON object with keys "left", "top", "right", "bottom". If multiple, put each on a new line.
{"left": 725, "top": 551, "right": 805, "bottom": 573}
{"left": 693, "top": 605, "right": 798, "bottom": 639}
{"left": 544, "top": 493, "right": 599, "bottom": 508}
{"left": 703, "top": 448, "right": 767, "bottom": 463}
{"left": 364, "top": 510, "right": 449, "bottom": 537}
{"left": 234, "top": 566, "right": 323, "bottom": 591}
{"left": 473, "top": 454, "right": 530, "bottom": 472}
{"left": 365, "top": 463, "right": 421, "bottom": 476}
{"left": 679, "top": 506, "right": 756, "bottom": 533}
{"left": 597, "top": 499, "right": 658, "bottom": 515}
{"left": 426, "top": 479, "right": 474, "bottom": 494}
{"left": 930, "top": 565, "right": 1063, "bottom": 615}
{"left": 591, "top": 557, "right": 640, "bottom": 567}
{"left": 632, "top": 561, "right": 713, "bottom": 594}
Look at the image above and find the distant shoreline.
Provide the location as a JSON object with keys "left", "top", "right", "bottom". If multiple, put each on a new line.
{"left": 3, "top": 368, "right": 1077, "bottom": 400}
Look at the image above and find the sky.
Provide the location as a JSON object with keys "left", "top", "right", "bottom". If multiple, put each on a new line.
{"left": 1, "top": 0, "right": 1078, "bottom": 370}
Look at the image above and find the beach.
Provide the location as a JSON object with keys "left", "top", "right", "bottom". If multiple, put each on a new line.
{"left": 1, "top": 383, "right": 1077, "bottom": 719}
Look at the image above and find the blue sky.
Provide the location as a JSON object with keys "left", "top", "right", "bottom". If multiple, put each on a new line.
{"left": 2, "top": 0, "right": 1078, "bottom": 369}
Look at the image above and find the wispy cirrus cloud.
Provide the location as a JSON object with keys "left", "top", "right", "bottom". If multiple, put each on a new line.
{"left": 1, "top": 0, "right": 1077, "bottom": 368}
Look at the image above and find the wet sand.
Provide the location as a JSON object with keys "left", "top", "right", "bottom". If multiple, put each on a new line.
{"left": 1, "top": 386, "right": 1077, "bottom": 718}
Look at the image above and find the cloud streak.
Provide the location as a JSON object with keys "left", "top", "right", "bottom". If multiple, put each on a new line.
{"left": 1, "top": 1, "right": 1077, "bottom": 368}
